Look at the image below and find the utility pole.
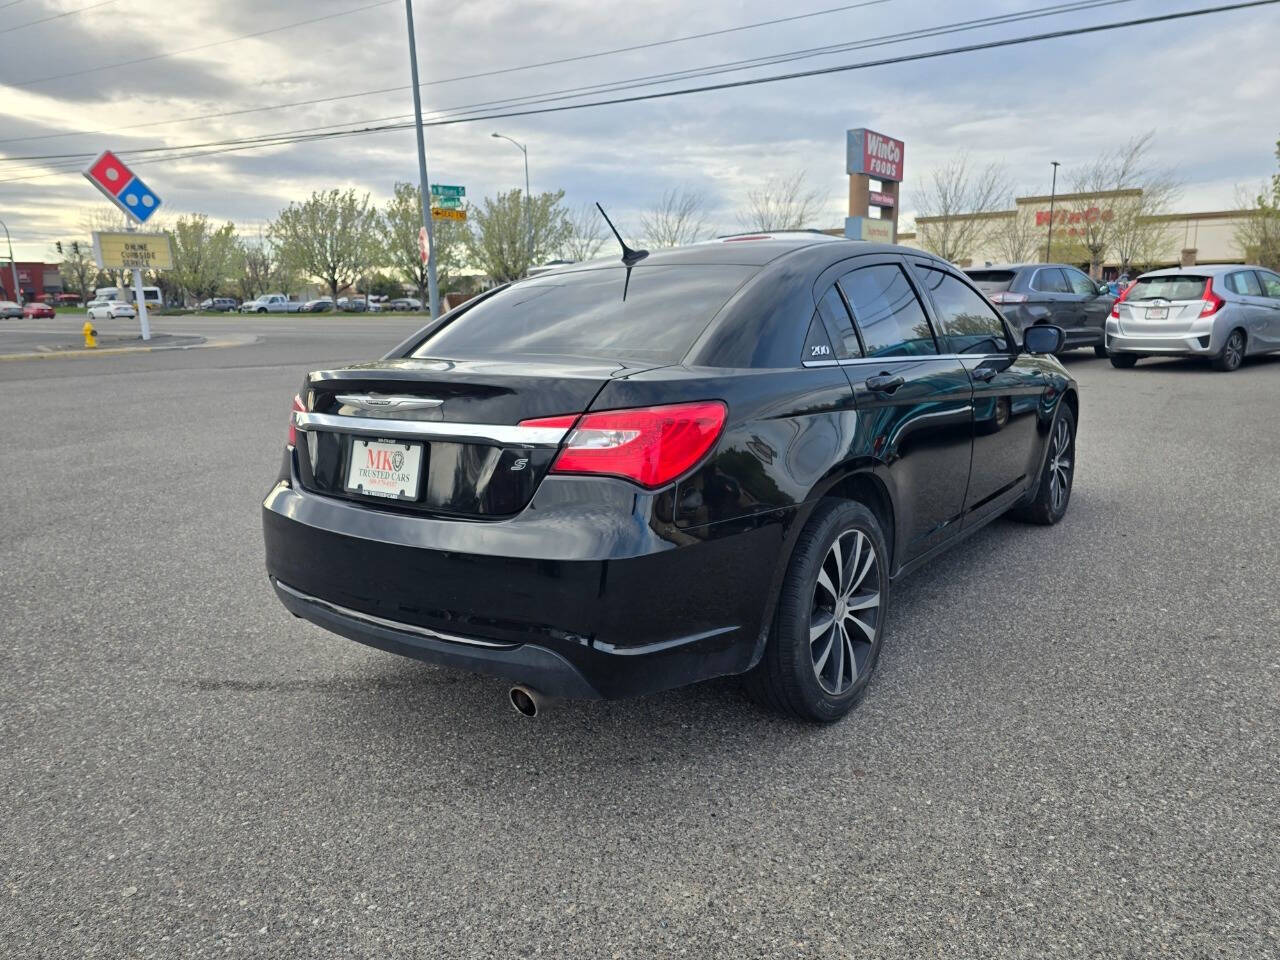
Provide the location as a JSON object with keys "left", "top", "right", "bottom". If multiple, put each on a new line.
{"left": 0, "top": 218, "right": 21, "bottom": 305}
{"left": 404, "top": 0, "right": 440, "bottom": 318}
{"left": 1045, "top": 161, "right": 1061, "bottom": 263}
{"left": 491, "top": 133, "right": 532, "bottom": 272}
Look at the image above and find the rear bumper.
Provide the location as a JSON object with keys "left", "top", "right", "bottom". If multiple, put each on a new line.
{"left": 262, "top": 462, "right": 795, "bottom": 699}
{"left": 1105, "top": 317, "right": 1223, "bottom": 355}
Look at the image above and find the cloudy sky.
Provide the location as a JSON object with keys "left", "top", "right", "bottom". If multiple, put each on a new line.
{"left": 1, "top": 0, "right": 1277, "bottom": 260}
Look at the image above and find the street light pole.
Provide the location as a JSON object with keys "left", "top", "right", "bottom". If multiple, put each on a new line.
{"left": 404, "top": 0, "right": 440, "bottom": 318}
{"left": 0, "top": 218, "right": 21, "bottom": 305}
{"left": 491, "top": 132, "right": 532, "bottom": 271}
{"left": 1045, "top": 161, "right": 1061, "bottom": 263}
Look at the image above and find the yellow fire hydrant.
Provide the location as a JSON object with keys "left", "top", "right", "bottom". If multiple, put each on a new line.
{"left": 82, "top": 321, "right": 97, "bottom": 349}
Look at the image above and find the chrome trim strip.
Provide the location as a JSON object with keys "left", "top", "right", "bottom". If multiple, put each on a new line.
{"left": 294, "top": 411, "right": 568, "bottom": 447}
{"left": 275, "top": 580, "right": 517, "bottom": 649}
{"left": 802, "top": 352, "right": 1008, "bottom": 368}
{"left": 335, "top": 393, "right": 444, "bottom": 411}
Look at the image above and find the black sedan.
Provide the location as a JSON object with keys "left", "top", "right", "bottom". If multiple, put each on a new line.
{"left": 263, "top": 235, "right": 1079, "bottom": 722}
{"left": 966, "top": 262, "right": 1114, "bottom": 355}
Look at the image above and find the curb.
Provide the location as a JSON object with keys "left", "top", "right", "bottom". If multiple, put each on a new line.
{"left": 0, "top": 333, "right": 261, "bottom": 362}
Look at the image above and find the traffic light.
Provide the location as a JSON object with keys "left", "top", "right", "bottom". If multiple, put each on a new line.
{"left": 56, "top": 241, "right": 63, "bottom": 254}
{"left": 71, "top": 241, "right": 80, "bottom": 255}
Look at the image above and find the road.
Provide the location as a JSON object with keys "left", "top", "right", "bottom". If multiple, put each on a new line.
{"left": 2, "top": 317, "right": 1278, "bottom": 958}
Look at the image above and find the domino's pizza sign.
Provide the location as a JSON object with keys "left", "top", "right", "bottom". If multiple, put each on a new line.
{"left": 82, "top": 150, "right": 162, "bottom": 223}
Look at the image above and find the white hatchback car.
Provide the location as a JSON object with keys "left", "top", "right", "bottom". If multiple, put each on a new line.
{"left": 87, "top": 300, "right": 138, "bottom": 321}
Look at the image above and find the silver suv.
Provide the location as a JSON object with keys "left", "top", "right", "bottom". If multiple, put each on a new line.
{"left": 1106, "top": 265, "right": 1280, "bottom": 371}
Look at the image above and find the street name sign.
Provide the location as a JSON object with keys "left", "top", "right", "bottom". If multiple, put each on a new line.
{"left": 82, "top": 150, "right": 163, "bottom": 224}
{"left": 92, "top": 231, "right": 174, "bottom": 270}
{"left": 430, "top": 184, "right": 465, "bottom": 199}
{"left": 433, "top": 196, "right": 463, "bottom": 209}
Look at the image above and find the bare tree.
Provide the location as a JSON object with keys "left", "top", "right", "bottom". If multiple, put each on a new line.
{"left": 560, "top": 203, "right": 608, "bottom": 261}
{"left": 914, "top": 154, "right": 1008, "bottom": 264}
{"left": 1234, "top": 183, "right": 1280, "bottom": 270}
{"left": 638, "top": 188, "right": 710, "bottom": 248}
{"left": 989, "top": 206, "right": 1041, "bottom": 264}
{"left": 739, "top": 171, "right": 824, "bottom": 232}
{"left": 1063, "top": 132, "right": 1176, "bottom": 276}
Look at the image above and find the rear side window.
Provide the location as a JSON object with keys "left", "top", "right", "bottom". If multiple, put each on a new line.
{"left": 914, "top": 267, "right": 1010, "bottom": 355}
{"left": 1226, "top": 271, "right": 1263, "bottom": 296}
{"left": 816, "top": 285, "right": 861, "bottom": 359}
{"left": 1031, "top": 268, "right": 1071, "bottom": 294}
{"left": 964, "top": 270, "right": 1016, "bottom": 294}
{"left": 415, "top": 264, "right": 757, "bottom": 364}
{"left": 1127, "top": 275, "right": 1208, "bottom": 302}
{"left": 838, "top": 264, "right": 936, "bottom": 358}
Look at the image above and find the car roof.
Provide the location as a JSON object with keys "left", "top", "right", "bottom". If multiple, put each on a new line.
{"left": 1138, "top": 264, "right": 1256, "bottom": 277}
{"left": 965, "top": 263, "right": 1077, "bottom": 272}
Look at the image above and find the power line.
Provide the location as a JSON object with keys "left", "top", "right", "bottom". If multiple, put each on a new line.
{"left": 0, "top": 0, "right": 1138, "bottom": 166}
{"left": 0, "top": 0, "right": 902, "bottom": 145}
{"left": 0, "top": 0, "right": 1273, "bottom": 186}
{"left": 0, "top": 0, "right": 115, "bottom": 34}
{"left": 2, "top": 0, "right": 398, "bottom": 89}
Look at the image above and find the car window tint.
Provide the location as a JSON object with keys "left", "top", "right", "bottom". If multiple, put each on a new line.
{"left": 1128, "top": 275, "right": 1208, "bottom": 301}
{"left": 964, "top": 270, "right": 1016, "bottom": 294}
{"left": 816, "top": 285, "right": 861, "bottom": 359}
{"left": 1031, "top": 268, "right": 1070, "bottom": 294}
{"left": 1228, "top": 271, "right": 1263, "bottom": 296}
{"left": 1065, "top": 268, "right": 1098, "bottom": 296}
{"left": 837, "top": 264, "right": 936, "bottom": 358}
{"left": 914, "top": 266, "right": 1009, "bottom": 355}
{"left": 1258, "top": 271, "right": 1280, "bottom": 298}
{"left": 416, "top": 264, "right": 757, "bottom": 364}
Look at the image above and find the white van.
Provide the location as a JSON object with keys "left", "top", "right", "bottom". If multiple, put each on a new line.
{"left": 95, "top": 285, "right": 162, "bottom": 307}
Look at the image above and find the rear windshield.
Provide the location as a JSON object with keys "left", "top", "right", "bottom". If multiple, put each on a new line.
{"left": 1127, "top": 275, "right": 1207, "bottom": 302}
{"left": 964, "top": 270, "right": 1016, "bottom": 294}
{"left": 414, "top": 264, "right": 757, "bottom": 364}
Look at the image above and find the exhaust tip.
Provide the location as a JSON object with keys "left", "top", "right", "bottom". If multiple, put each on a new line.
{"left": 509, "top": 685, "right": 538, "bottom": 718}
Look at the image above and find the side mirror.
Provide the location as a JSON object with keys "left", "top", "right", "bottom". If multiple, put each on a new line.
{"left": 1098, "top": 283, "right": 1111, "bottom": 296}
{"left": 1023, "top": 324, "right": 1065, "bottom": 355}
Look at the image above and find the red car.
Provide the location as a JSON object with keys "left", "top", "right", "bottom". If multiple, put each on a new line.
{"left": 23, "top": 302, "right": 55, "bottom": 319}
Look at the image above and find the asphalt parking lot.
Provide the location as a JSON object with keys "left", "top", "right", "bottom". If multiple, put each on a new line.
{"left": 2, "top": 315, "right": 1278, "bottom": 958}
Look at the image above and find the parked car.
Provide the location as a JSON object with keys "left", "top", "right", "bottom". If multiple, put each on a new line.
{"left": 198, "top": 297, "right": 238, "bottom": 312}
{"left": 302, "top": 298, "right": 334, "bottom": 313}
{"left": 965, "top": 263, "right": 1114, "bottom": 356}
{"left": 387, "top": 297, "right": 423, "bottom": 312}
{"left": 56, "top": 293, "right": 82, "bottom": 306}
{"left": 0, "top": 301, "right": 21, "bottom": 319}
{"left": 1106, "top": 264, "right": 1280, "bottom": 371}
{"left": 263, "top": 234, "right": 1079, "bottom": 723}
{"left": 88, "top": 300, "right": 136, "bottom": 320}
{"left": 339, "top": 297, "right": 379, "bottom": 313}
{"left": 23, "top": 302, "right": 55, "bottom": 319}
{"left": 241, "top": 294, "right": 304, "bottom": 314}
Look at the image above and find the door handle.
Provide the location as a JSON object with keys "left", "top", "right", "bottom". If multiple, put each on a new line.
{"left": 972, "top": 366, "right": 998, "bottom": 382}
{"left": 864, "top": 373, "right": 905, "bottom": 394}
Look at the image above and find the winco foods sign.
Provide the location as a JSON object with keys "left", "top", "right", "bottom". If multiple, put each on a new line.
{"left": 847, "top": 129, "right": 905, "bottom": 182}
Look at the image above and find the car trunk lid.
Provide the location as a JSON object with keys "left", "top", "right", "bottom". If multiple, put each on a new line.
{"left": 293, "top": 356, "right": 648, "bottom": 518}
{"left": 1116, "top": 274, "right": 1208, "bottom": 335}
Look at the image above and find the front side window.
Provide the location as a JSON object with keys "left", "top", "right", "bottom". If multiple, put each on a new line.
{"left": 914, "top": 266, "right": 1010, "bottom": 355}
{"left": 837, "top": 264, "right": 936, "bottom": 358}
{"left": 1065, "top": 268, "right": 1099, "bottom": 297}
{"left": 1032, "top": 268, "right": 1071, "bottom": 294}
{"left": 415, "top": 264, "right": 757, "bottom": 364}
{"left": 1258, "top": 270, "right": 1280, "bottom": 298}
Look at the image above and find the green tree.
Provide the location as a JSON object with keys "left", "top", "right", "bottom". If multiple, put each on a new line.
{"left": 380, "top": 181, "right": 466, "bottom": 302}
{"left": 1235, "top": 137, "right": 1280, "bottom": 270}
{"left": 170, "top": 214, "right": 239, "bottom": 304}
{"left": 464, "top": 189, "right": 570, "bottom": 283}
{"left": 269, "top": 189, "right": 379, "bottom": 305}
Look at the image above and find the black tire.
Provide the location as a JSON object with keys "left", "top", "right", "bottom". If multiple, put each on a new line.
{"left": 256, "top": 308, "right": 267, "bottom": 314}
{"left": 1009, "top": 403, "right": 1076, "bottom": 526}
{"left": 1212, "top": 328, "right": 1245, "bottom": 372}
{"left": 1093, "top": 344, "right": 1108, "bottom": 358}
{"left": 744, "top": 499, "right": 889, "bottom": 723}
{"left": 1109, "top": 353, "right": 1138, "bottom": 369}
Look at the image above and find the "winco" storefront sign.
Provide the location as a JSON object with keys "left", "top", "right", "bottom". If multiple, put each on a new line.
{"left": 847, "top": 129, "right": 905, "bottom": 182}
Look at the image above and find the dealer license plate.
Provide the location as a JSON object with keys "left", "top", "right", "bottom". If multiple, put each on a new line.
{"left": 345, "top": 438, "right": 423, "bottom": 501}
{"left": 1145, "top": 306, "right": 1168, "bottom": 320}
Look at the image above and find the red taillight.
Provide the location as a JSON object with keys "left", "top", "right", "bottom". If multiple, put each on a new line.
{"left": 1110, "top": 282, "right": 1135, "bottom": 319}
{"left": 1200, "top": 277, "right": 1225, "bottom": 317}
{"left": 287, "top": 394, "right": 305, "bottom": 445}
{"left": 989, "top": 291, "right": 1028, "bottom": 304}
{"left": 522, "top": 401, "right": 727, "bottom": 489}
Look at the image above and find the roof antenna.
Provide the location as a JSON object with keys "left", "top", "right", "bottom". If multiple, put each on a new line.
{"left": 595, "top": 202, "right": 648, "bottom": 266}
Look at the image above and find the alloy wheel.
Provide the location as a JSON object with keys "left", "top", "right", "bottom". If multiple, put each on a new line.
{"left": 1048, "top": 415, "right": 1073, "bottom": 514}
{"left": 1224, "top": 332, "right": 1244, "bottom": 370}
{"left": 810, "top": 529, "right": 881, "bottom": 695}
